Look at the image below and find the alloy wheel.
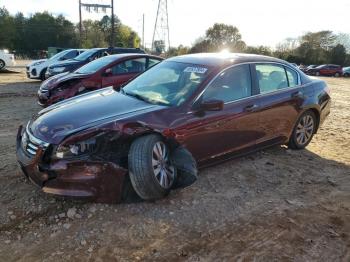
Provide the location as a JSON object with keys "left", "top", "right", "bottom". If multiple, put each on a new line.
{"left": 0, "top": 60, "right": 5, "bottom": 70}
{"left": 152, "top": 141, "right": 175, "bottom": 189}
{"left": 296, "top": 115, "right": 314, "bottom": 145}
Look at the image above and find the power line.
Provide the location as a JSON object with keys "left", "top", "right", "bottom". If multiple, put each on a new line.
{"left": 152, "top": 0, "right": 170, "bottom": 53}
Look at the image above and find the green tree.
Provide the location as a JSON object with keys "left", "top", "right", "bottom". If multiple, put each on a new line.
{"left": 190, "top": 23, "right": 246, "bottom": 53}
{"left": 329, "top": 44, "right": 346, "bottom": 65}
{"left": 0, "top": 7, "right": 15, "bottom": 49}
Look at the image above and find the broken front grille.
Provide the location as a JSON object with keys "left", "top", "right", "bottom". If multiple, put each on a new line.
{"left": 22, "top": 128, "right": 49, "bottom": 156}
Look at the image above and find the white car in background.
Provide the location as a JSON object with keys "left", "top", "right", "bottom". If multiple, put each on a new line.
{"left": 26, "top": 49, "right": 85, "bottom": 80}
{"left": 0, "top": 49, "right": 16, "bottom": 70}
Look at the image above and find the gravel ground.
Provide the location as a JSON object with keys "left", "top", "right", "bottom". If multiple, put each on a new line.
{"left": 0, "top": 67, "right": 349, "bottom": 261}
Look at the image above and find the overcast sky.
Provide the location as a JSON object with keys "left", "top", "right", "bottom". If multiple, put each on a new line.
{"left": 1, "top": 0, "right": 349, "bottom": 48}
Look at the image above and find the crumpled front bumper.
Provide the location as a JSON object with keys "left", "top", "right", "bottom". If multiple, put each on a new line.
{"left": 16, "top": 126, "right": 128, "bottom": 203}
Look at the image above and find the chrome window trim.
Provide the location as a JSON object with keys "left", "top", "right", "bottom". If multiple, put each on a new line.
{"left": 192, "top": 61, "right": 302, "bottom": 107}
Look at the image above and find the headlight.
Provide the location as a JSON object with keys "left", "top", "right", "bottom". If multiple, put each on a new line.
{"left": 32, "top": 61, "right": 45, "bottom": 66}
{"left": 52, "top": 67, "right": 65, "bottom": 73}
{"left": 55, "top": 137, "right": 96, "bottom": 159}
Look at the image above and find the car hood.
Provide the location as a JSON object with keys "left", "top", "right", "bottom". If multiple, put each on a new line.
{"left": 41, "top": 72, "right": 90, "bottom": 90}
{"left": 29, "top": 88, "right": 163, "bottom": 144}
{"left": 28, "top": 59, "right": 47, "bottom": 67}
{"left": 50, "top": 59, "right": 83, "bottom": 68}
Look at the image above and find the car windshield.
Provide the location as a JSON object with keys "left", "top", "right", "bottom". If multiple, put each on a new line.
{"left": 73, "top": 49, "right": 99, "bottom": 61}
{"left": 122, "top": 61, "right": 211, "bottom": 106}
{"left": 49, "top": 50, "right": 70, "bottom": 61}
{"left": 75, "top": 56, "right": 116, "bottom": 74}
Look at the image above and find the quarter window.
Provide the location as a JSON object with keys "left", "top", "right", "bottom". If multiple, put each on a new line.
{"left": 285, "top": 67, "right": 299, "bottom": 87}
{"left": 255, "top": 64, "right": 289, "bottom": 94}
{"left": 202, "top": 64, "right": 252, "bottom": 103}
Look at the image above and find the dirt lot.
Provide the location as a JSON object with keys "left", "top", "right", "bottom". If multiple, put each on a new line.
{"left": 0, "top": 65, "right": 349, "bottom": 261}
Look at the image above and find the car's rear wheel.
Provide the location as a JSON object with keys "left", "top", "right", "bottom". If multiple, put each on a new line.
{"left": 128, "top": 134, "right": 177, "bottom": 200}
{"left": 315, "top": 71, "right": 320, "bottom": 76}
{"left": 335, "top": 72, "right": 340, "bottom": 77}
{"left": 344, "top": 73, "right": 349, "bottom": 77}
{"left": 288, "top": 111, "right": 317, "bottom": 149}
{"left": 0, "top": 59, "right": 5, "bottom": 70}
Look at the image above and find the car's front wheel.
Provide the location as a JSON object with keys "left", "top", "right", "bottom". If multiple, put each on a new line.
{"left": 0, "top": 59, "right": 5, "bottom": 70}
{"left": 128, "top": 134, "right": 177, "bottom": 200}
{"left": 288, "top": 110, "right": 317, "bottom": 149}
{"left": 315, "top": 71, "right": 320, "bottom": 76}
{"left": 335, "top": 72, "right": 340, "bottom": 77}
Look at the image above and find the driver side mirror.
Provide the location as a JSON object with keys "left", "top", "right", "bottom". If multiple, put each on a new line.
{"left": 200, "top": 99, "right": 224, "bottom": 111}
{"left": 102, "top": 68, "right": 113, "bottom": 77}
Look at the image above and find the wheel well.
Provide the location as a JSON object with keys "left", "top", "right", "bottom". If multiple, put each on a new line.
{"left": 307, "top": 108, "right": 320, "bottom": 133}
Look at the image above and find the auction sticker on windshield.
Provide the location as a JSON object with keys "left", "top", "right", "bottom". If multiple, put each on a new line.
{"left": 184, "top": 67, "right": 208, "bottom": 74}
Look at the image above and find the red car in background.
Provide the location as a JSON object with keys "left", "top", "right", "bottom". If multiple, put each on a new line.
{"left": 37, "top": 54, "right": 163, "bottom": 107}
{"left": 307, "top": 64, "right": 343, "bottom": 77}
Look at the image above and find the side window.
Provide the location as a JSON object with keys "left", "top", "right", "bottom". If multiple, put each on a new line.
{"left": 202, "top": 64, "right": 252, "bottom": 103}
{"left": 63, "top": 51, "right": 77, "bottom": 60}
{"left": 256, "top": 64, "right": 288, "bottom": 94}
{"left": 148, "top": 58, "right": 161, "bottom": 69}
{"left": 112, "top": 58, "right": 147, "bottom": 75}
{"left": 285, "top": 67, "right": 299, "bottom": 87}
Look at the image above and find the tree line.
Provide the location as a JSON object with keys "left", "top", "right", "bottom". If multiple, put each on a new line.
{"left": 168, "top": 23, "right": 350, "bottom": 66}
{"left": 0, "top": 7, "right": 140, "bottom": 58}
{"left": 1, "top": 6, "right": 349, "bottom": 65}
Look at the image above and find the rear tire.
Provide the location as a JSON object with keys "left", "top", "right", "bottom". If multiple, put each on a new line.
{"left": 335, "top": 72, "right": 340, "bottom": 77}
{"left": 288, "top": 110, "right": 317, "bottom": 150}
{"left": 128, "top": 134, "right": 177, "bottom": 200}
{"left": 315, "top": 71, "right": 320, "bottom": 76}
{"left": 0, "top": 59, "right": 5, "bottom": 70}
{"left": 344, "top": 73, "right": 349, "bottom": 77}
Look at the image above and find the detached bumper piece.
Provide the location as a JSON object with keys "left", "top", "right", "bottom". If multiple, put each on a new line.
{"left": 16, "top": 126, "right": 128, "bottom": 203}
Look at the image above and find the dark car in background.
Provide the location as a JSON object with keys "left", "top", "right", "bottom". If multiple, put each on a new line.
{"left": 16, "top": 53, "right": 331, "bottom": 203}
{"left": 307, "top": 64, "right": 342, "bottom": 77}
{"left": 45, "top": 47, "right": 146, "bottom": 78}
{"left": 38, "top": 54, "right": 163, "bottom": 107}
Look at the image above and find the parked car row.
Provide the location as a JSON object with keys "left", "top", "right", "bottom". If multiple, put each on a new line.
{"left": 299, "top": 64, "right": 349, "bottom": 77}
{"left": 17, "top": 52, "right": 331, "bottom": 203}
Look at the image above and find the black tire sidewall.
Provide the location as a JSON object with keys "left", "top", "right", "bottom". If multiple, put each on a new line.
{"left": 128, "top": 134, "right": 176, "bottom": 200}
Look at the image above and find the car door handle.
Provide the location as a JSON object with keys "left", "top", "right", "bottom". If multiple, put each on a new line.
{"left": 291, "top": 91, "right": 304, "bottom": 98}
{"left": 244, "top": 104, "right": 259, "bottom": 112}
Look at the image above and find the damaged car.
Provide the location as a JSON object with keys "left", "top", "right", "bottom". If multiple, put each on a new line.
{"left": 16, "top": 53, "right": 331, "bottom": 203}
{"left": 37, "top": 54, "right": 163, "bottom": 107}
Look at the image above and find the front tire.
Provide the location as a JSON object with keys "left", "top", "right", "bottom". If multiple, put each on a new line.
{"left": 40, "top": 68, "right": 47, "bottom": 81}
{"left": 315, "top": 71, "right": 320, "bottom": 76}
{"left": 288, "top": 111, "right": 317, "bottom": 149}
{"left": 0, "top": 59, "right": 5, "bottom": 70}
{"left": 128, "top": 134, "right": 177, "bottom": 200}
{"left": 335, "top": 72, "right": 340, "bottom": 77}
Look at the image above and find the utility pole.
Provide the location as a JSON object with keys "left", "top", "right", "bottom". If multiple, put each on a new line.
{"left": 79, "top": 0, "right": 82, "bottom": 47}
{"left": 111, "top": 0, "right": 115, "bottom": 47}
{"left": 142, "top": 14, "right": 145, "bottom": 48}
{"left": 78, "top": 0, "right": 115, "bottom": 47}
{"left": 152, "top": 0, "right": 170, "bottom": 53}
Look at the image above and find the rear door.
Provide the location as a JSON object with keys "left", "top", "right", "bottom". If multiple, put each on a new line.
{"left": 101, "top": 57, "right": 147, "bottom": 89}
{"left": 253, "top": 63, "right": 304, "bottom": 145}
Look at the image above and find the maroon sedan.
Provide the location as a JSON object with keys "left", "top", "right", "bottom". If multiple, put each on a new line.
{"left": 17, "top": 53, "right": 331, "bottom": 203}
{"left": 37, "top": 54, "right": 163, "bottom": 107}
{"left": 307, "top": 64, "right": 343, "bottom": 77}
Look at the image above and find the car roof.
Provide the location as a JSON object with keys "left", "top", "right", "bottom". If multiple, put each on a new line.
{"left": 101, "top": 53, "right": 163, "bottom": 60}
{"left": 167, "top": 53, "right": 288, "bottom": 67}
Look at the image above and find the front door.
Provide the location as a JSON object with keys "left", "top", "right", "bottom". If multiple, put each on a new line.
{"left": 102, "top": 57, "right": 148, "bottom": 90}
{"left": 175, "top": 64, "right": 262, "bottom": 162}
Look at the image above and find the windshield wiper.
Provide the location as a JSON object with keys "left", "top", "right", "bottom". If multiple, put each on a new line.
{"left": 124, "top": 91, "right": 151, "bottom": 104}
